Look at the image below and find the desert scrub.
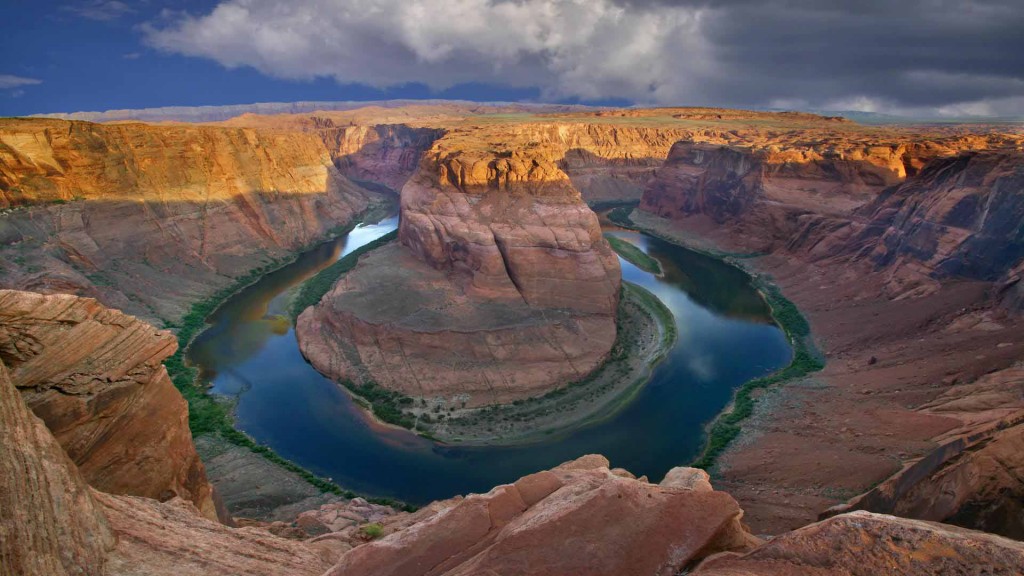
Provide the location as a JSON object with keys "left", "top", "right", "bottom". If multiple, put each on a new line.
{"left": 343, "top": 380, "right": 416, "bottom": 430}
{"left": 289, "top": 230, "right": 398, "bottom": 320}
{"left": 361, "top": 523, "right": 384, "bottom": 539}
{"left": 606, "top": 206, "right": 637, "bottom": 228}
{"left": 604, "top": 234, "right": 663, "bottom": 275}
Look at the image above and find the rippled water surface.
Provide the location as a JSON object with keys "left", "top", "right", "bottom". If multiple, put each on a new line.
{"left": 186, "top": 215, "right": 792, "bottom": 504}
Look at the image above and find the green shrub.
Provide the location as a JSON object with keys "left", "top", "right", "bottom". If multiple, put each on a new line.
{"left": 604, "top": 234, "right": 663, "bottom": 274}
{"left": 163, "top": 229, "right": 415, "bottom": 513}
{"left": 606, "top": 206, "right": 636, "bottom": 228}
{"left": 339, "top": 380, "right": 416, "bottom": 430}
{"left": 692, "top": 285, "right": 824, "bottom": 470}
{"left": 361, "top": 523, "right": 384, "bottom": 539}
{"left": 289, "top": 230, "right": 398, "bottom": 320}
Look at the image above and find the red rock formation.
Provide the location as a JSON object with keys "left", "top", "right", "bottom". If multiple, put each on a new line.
{"left": 845, "top": 151, "right": 1024, "bottom": 298}
{"left": 0, "top": 359, "right": 114, "bottom": 576}
{"left": 632, "top": 136, "right": 1024, "bottom": 538}
{"left": 693, "top": 511, "right": 1024, "bottom": 575}
{"left": 826, "top": 365, "right": 1024, "bottom": 539}
{"left": 96, "top": 491, "right": 333, "bottom": 576}
{"left": 327, "top": 456, "right": 757, "bottom": 576}
{"left": 0, "top": 289, "right": 220, "bottom": 521}
{"left": 298, "top": 138, "right": 622, "bottom": 406}
{"left": 321, "top": 123, "right": 445, "bottom": 192}
{"left": 0, "top": 118, "right": 374, "bottom": 322}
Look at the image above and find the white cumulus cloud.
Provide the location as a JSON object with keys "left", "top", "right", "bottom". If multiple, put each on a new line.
{"left": 143, "top": 0, "right": 713, "bottom": 104}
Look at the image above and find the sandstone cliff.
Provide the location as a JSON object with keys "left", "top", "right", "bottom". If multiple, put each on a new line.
{"left": 320, "top": 123, "right": 445, "bottom": 192}
{"left": 298, "top": 135, "right": 622, "bottom": 406}
{"left": 0, "top": 118, "right": 374, "bottom": 322}
{"left": 845, "top": 151, "right": 1024, "bottom": 297}
{"left": 694, "top": 510, "right": 1024, "bottom": 575}
{"left": 631, "top": 131, "right": 1024, "bottom": 538}
{"left": 0, "top": 358, "right": 114, "bottom": 576}
{"left": 0, "top": 289, "right": 221, "bottom": 521}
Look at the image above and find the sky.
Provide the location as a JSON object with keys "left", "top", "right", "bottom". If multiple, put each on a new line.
{"left": 2, "top": 0, "right": 1023, "bottom": 118}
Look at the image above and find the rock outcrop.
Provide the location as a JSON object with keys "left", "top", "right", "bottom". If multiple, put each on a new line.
{"left": 632, "top": 130, "right": 1024, "bottom": 537}
{"left": 327, "top": 456, "right": 757, "bottom": 576}
{"left": 845, "top": 151, "right": 1024, "bottom": 298}
{"left": 827, "top": 365, "right": 1024, "bottom": 539}
{"left": 638, "top": 140, "right": 944, "bottom": 246}
{"left": 0, "top": 358, "right": 114, "bottom": 576}
{"left": 0, "top": 289, "right": 220, "bottom": 521}
{"left": 694, "top": 511, "right": 1024, "bottom": 575}
{"left": 298, "top": 137, "right": 622, "bottom": 406}
{"left": 323, "top": 123, "right": 445, "bottom": 192}
{"left": 5, "top": 362, "right": 1024, "bottom": 576}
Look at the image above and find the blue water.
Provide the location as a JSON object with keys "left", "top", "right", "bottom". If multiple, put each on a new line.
{"left": 186, "top": 216, "right": 792, "bottom": 505}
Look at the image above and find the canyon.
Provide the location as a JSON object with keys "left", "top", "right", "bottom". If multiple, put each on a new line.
{"left": 2, "top": 102, "right": 1024, "bottom": 574}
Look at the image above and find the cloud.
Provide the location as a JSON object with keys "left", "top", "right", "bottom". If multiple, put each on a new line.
{"left": 0, "top": 75, "right": 42, "bottom": 90}
{"left": 142, "top": 0, "right": 1024, "bottom": 115}
{"left": 63, "top": 1, "right": 135, "bottom": 22}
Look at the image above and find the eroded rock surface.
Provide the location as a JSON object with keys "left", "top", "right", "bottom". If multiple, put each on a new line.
{"left": 327, "top": 455, "right": 756, "bottom": 576}
{"left": 298, "top": 137, "right": 622, "bottom": 406}
{"left": 631, "top": 135, "right": 1024, "bottom": 537}
{"left": 0, "top": 118, "right": 374, "bottom": 322}
{"left": 694, "top": 511, "right": 1024, "bottom": 576}
{"left": 0, "top": 289, "right": 220, "bottom": 521}
{"left": 0, "top": 359, "right": 114, "bottom": 576}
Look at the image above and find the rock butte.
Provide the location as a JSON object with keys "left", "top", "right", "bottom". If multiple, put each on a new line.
{"left": 296, "top": 134, "right": 623, "bottom": 405}
{"left": 1, "top": 103, "right": 1024, "bottom": 573}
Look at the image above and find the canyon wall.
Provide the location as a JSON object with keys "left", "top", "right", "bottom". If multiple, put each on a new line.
{"left": 634, "top": 133, "right": 1024, "bottom": 537}
{"left": 847, "top": 151, "right": 1024, "bottom": 296}
{"left": 0, "top": 357, "right": 114, "bottom": 576}
{"left": 0, "top": 289, "right": 221, "bottom": 521}
{"left": 320, "top": 123, "right": 445, "bottom": 192}
{"left": 0, "top": 118, "right": 375, "bottom": 323}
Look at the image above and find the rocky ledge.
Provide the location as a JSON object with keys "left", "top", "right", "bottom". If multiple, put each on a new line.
{"left": 0, "top": 289, "right": 222, "bottom": 521}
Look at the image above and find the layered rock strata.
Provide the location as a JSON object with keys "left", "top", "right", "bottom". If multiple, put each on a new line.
{"left": 298, "top": 140, "right": 621, "bottom": 406}
{"left": 633, "top": 139, "right": 1024, "bottom": 537}
{"left": 0, "top": 359, "right": 114, "bottom": 576}
{"left": 5, "top": 354, "right": 1024, "bottom": 576}
{"left": 0, "top": 289, "right": 220, "bottom": 521}
{"left": 0, "top": 118, "right": 373, "bottom": 322}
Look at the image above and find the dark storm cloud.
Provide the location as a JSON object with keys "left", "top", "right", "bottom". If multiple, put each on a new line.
{"left": 142, "top": 0, "right": 1024, "bottom": 115}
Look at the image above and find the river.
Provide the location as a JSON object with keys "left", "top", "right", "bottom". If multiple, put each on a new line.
{"left": 186, "top": 212, "right": 792, "bottom": 505}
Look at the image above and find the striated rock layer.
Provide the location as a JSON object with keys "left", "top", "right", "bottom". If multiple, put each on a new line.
{"left": 634, "top": 138, "right": 1024, "bottom": 537}
{"left": 0, "top": 118, "right": 375, "bottom": 322}
{"left": 4, "top": 355, "right": 1024, "bottom": 576}
{"left": 298, "top": 136, "right": 621, "bottom": 406}
{"left": 0, "top": 289, "right": 220, "bottom": 521}
{"left": 0, "top": 359, "right": 114, "bottom": 576}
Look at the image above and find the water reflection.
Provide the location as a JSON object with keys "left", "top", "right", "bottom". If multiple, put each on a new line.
{"left": 186, "top": 214, "right": 792, "bottom": 505}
